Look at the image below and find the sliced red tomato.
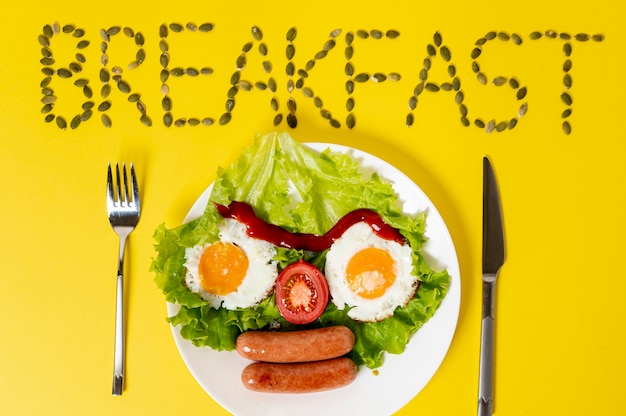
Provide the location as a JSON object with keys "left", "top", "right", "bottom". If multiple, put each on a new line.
{"left": 275, "top": 260, "right": 329, "bottom": 325}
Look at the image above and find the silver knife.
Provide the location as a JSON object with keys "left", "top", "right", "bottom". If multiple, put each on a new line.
{"left": 478, "top": 156, "right": 505, "bottom": 416}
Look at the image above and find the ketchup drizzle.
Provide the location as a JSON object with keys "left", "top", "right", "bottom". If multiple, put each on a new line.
{"left": 214, "top": 201, "right": 405, "bottom": 251}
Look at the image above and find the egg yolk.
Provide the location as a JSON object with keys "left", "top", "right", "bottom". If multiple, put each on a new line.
{"left": 198, "top": 242, "right": 249, "bottom": 296}
{"left": 345, "top": 247, "right": 396, "bottom": 299}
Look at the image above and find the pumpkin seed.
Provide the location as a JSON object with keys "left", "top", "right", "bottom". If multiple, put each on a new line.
{"left": 287, "top": 113, "right": 297, "bottom": 128}
{"left": 476, "top": 37, "right": 487, "bottom": 46}
{"left": 239, "top": 80, "right": 252, "bottom": 91}
{"left": 101, "top": 53, "right": 109, "bottom": 66}
{"left": 41, "top": 87, "right": 53, "bottom": 96}
{"left": 574, "top": 33, "right": 589, "bottom": 41}
{"left": 140, "top": 115, "right": 152, "bottom": 127}
{"left": 117, "top": 80, "right": 131, "bottom": 93}
{"left": 561, "top": 92, "right": 573, "bottom": 105}
{"left": 101, "top": 84, "right": 111, "bottom": 98}
{"left": 162, "top": 96, "right": 172, "bottom": 111}
{"left": 227, "top": 86, "right": 238, "bottom": 98}
{"left": 42, "top": 68, "right": 54, "bottom": 76}
{"left": 559, "top": 32, "right": 571, "bottom": 40}
{"left": 302, "top": 87, "right": 314, "bottom": 98}
{"left": 174, "top": 118, "right": 186, "bottom": 127}
{"left": 459, "top": 104, "right": 468, "bottom": 117}
{"left": 434, "top": 31, "right": 442, "bottom": 47}
{"left": 225, "top": 98, "right": 235, "bottom": 112}
{"left": 251, "top": 26, "right": 263, "bottom": 40}
{"left": 346, "top": 113, "right": 356, "bottom": 128}
{"left": 100, "top": 29, "right": 110, "bottom": 42}
{"left": 52, "top": 22, "right": 60, "bottom": 34}
{"left": 70, "top": 115, "right": 81, "bottom": 129}
{"left": 405, "top": 113, "right": 414, "bottom": 127}
{"left": 268, "top": 78, "right": 277, "bottom": 92}
{"left": 486, "top": 120, "right": 495, "bottom": 133}
{"left": 82, "top": 101, "right": 94, "bottom": 110}
{"left": 159, "top": 24, "right": 168, "bottom": 38}
{"left": 314, "top": 50, "right": 327, "bottom": 60}
{"left": 242, "top": 42, "right": 253, "bottom": 53}
{"left": 563, "top": 74, "right": 572, "bottom": 89}
{"left": 592, "top": 33, "right": 605, "bottom": 42}
{"left": 259, "top": 43, "right": 268, "bottom": 56}
{"left": 57, "top": 68, "right": 72, "bottom": 78}
{"left": 202, "top": 117, "right": 214, "bottom": 126}
{"left": 169, "top": 23, "right": 183, "bottom": 32}
{"left": 477, "top": 73, "right": 487, "bottom": 85}
{"left": 76, "top": 53, "right": 86, "bottom": 63}
{"left": 346, "top": 97, "right": 355, "bottom": 111}
{"left": 314, "top": 97, "right": 323, "bottom": 108}
{"left": 426, "top": 44, "right": 436, "bottom": 57}
{"left": 518, "top": 102, "right": 528, "bottom": 117}
{"left": 508, "top": 118, "right": 517, "bottom": 129}
{"left": 497, "top": 32, "right": 510, "bottom": 41}
{"left": 516, "top": 86, "right": 527, "bottom": 100}
{"left": 80, "top": 110, "right": 93, "bottom": 121}
{"left": 529, "top": 31, "right": 542, "bottom": 40}
{"left": 320, "top": 109, "right": 331, "bottom": 119}
{"left": 419, "top": 68, "right": 428, "bottom": 82}
{"left": 263, "top": 61, "right": 272, "bottom": 73}
{"left": 297, "top": 70, "right": 308, "bottom": 80}
{"left": 455, "top": 91, "right": 464, "bottom": 105}
{"left": 561, "top": 108, "right": 572, "bottom": 118}
{"left": 287, "top": 98, "right": 297, "bottom": 113}
{"left": 512, "top": 33, "right": 522, "bottom": 45}
{"left": 188, "top": 117, "right": 199, "bottom": 126}
{"left": 286, "top": 44, "right": 295, "bottom": 60}
{"left": 41, "top": 103, "right": 53, "bottom": 113}
{"left": 56, "top": 116, "right": 67, "bottom": 130}
{"left": 323, "top": 39, "right": 336, "bottom": 51}
{"left": 83, "top": 85, "right": 93, "bottom": 98}
{"left": 329, "top": 28, "right": 342, "bottom": 38}
{"left": 471, "top": 47, "right": 481, "bottom": 59}
{"left": 163, "top": 113, "right": 173, "bottom": 127}
{"left": 562, "top": 121, "right": 571, "bottom": 135}
{"left": 493, "top": 76, "right": 507, "bottom": 86}
{"left": 136, "top": 48, "right": 146, "bottom": 64}
{"left": 43, "top": 25, "right": 53, "bottom": 38}
{"left": 101, "top": 114, "right": 112, "bottom": 128}
{"left": 287, "top": 79, "right": 294, "bottom": 93}
{"left": 408, "top": 96, "right": 418, "bottom": 110}
{"left": 386, "top": 29, "right": 400, "bottom": 39}
{"left": 286, "top": 62, "right": 295, "bottom": 76}
{"left": 345, "top": 31, "right": 354, "bottom": 45}
{"left": 453, "top": 77, "right": 461, "bottom": 91}
{"left": 186, "top": 67, "right": 199, "bottom": 77}
{"left": 370, "top": 29, "right": 383, "bottom": 39}
{"left": 201, "top": 67, "right": 214, "bottom": 75}
{"left": 41, "top": 47, "right": 52, "bottom": 58}
{"left": 440, "top": 46, "right": 451, "bottom": 61}
{"left": 199, "top": 23, "right": 214, "bottom": 32}
{"left": 123, "top": 27, "right": 134, "bottom": 37}
{"left": 423, "top": 57, "right": 431, "bottom": 70}
{"left": 41, "top": 95, "right": 56, "bottom": 105}
{"left": 389, "top": 72, "right": 401, "bottom": 81}
{"left": 425, "top": 82, "right": 440, "bottom": 92}
{"left": 563, "top": 59, "right": 572, "bottom": 72}
{"left": 472, "top": 61, "right": 480, "bottom": 73}
{"left": 509, "top": 78, "right": 520, "bottom": 89}
{"left": 355, "top": 73, "right": 370, "bottom": 82}
{"left": 287, "top": 27, "right": 297, "bottom": 41}
{"left": 563, "top": 43, "right": 572, "bottom": 57}
{"left": 496, "top": 121, "right": 508, "bottom": 132}
{"left": 474, "top": 119, "right": 486, "bottom": 128}
{"left": 461, "top": 117, "right": 470, "bottom": 127}
{"left": 219, "top": 112, "right": 232, "bottom": 125}
{"left": 356, "top": 29, "right": 369, "bottom": 39}
{"left": 160, "top": 69, "right": 169, "bottom": 82}
{"left": 345, "top": 45, "right": 354, "bottom": 60}
{"left": 329, "top": 118, "right": 341, "bottom": 128}
{"left": 186, "top": 22, "right": 197, "bottom": 32}
{"left": 414, "top": 83, "right": 424, "bottom": 96}
{"left": 236, "top": 54, "right": 247, "bottom": 70}
{"left": 545, "top": 30, "right": 557, "bottom": 38}
{"left": 345, "top": 80, "right": 354, "bottom": 94}
{"left": 441, "top": 82, "right": 453, "bottom": 91}
{"left": 77, "top": 40, "right": 90, "bottom": 49}
{"left": 98, "top": 101, "right": 111, "bottom": 111}
{"left": 40, "top": 57, "right": 54, "bottom": 66}
{"left": 448, "top": 64, "right": 456, "bottom": 77}
{"left": 41, "top": 77, "right": 52, "bottom": 88}
{"left": 273, "top": 114, "right": 283, "bottom": 126}
{"left": 345, "top": 63, "right": 354, "bottom": 76}
{"left": 106, "top": 26, "right": 121, "bottom": 36}
{"left": 373, "top": 73, "right": 386, "bottom": 82}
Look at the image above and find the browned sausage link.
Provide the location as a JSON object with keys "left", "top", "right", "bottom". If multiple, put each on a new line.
{"left": 241, "top": 357, "right": 357, "bottom": 393}
{"left": 236, "top": 325, "right": 355, "bottom": 363}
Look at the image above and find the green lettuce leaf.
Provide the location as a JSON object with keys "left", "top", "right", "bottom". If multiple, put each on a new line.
{"left": 151, "top": 131, "right": 450, "bottom": 369}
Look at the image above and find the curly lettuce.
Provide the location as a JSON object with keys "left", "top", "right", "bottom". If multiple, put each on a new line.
{"left": 151, "top": 131, "right": 450, "bottom": 368}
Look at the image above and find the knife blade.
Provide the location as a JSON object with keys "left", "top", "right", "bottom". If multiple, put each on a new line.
{"left": 478, "top": 156, "right": 505, "bottom": 416}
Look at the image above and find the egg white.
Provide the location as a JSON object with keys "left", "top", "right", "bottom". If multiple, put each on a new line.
{"left": 183, "top": 218, "right": 278, "bottom": 310}
{"left": 325, "top": 221, "right": 417, "bottom": 322}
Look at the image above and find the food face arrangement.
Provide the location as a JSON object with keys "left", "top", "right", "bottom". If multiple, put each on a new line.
{"left": 152, "top": 131, "right": 450, "bottom": 392}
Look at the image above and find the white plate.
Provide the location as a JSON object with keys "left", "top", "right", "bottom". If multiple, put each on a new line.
{"left": 167, "top": 143, "right": 461, "bottom": 416}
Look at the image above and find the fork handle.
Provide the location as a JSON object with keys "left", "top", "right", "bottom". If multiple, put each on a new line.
{"left": 112, "top": 235, "right": 128, "bottom": 396}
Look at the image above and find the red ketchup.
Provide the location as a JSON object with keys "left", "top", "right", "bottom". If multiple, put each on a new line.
{"left": 214, "top": 201, "right": 405, "bottom": 251}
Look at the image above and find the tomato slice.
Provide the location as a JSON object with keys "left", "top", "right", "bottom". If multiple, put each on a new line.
{"left": 275, "top": 260, "right": 329, "bottom": 325}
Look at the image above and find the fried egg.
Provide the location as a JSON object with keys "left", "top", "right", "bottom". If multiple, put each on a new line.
{"left": 183, "top": 218, "right": 278, "bottom": 310}
{"left": 325, "top": 221, "right": 417, "bottom": 322}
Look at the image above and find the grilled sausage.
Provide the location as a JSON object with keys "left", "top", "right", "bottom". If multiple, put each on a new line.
{"left": 236, "top": 326, "right": 355, "bottom": 363}
{"left": 241, "top": 357, "right": 357, "bottom": 393}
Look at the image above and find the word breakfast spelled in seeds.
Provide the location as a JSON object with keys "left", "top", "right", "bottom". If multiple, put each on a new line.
{"left": 39, "top": 23, "right": 605, "bottom": 134}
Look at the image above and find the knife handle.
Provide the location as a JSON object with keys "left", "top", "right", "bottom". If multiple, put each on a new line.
{"left": 478, "top": 278, "right": 496, "bottom": 416}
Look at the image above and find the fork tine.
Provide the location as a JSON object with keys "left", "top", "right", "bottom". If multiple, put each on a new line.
{"left": 122, "top": 163, "right": 130, "bottom": 206}
{"left": 115, "top": 163, "right": 122, "bottom": 205}
{"left": 130, "top": 163, "right": 140, "bottom": 211}
{"left": 107, "top": 163, "right": 115, "bottom": 207}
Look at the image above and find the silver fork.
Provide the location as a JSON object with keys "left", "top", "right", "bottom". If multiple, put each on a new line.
{"left": 106, "top": 162, "right": 141, "bottom": 396}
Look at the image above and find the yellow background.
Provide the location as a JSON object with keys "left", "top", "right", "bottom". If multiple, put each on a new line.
{"left": 1, "top": 0, "right": 624, "bottom": 415}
